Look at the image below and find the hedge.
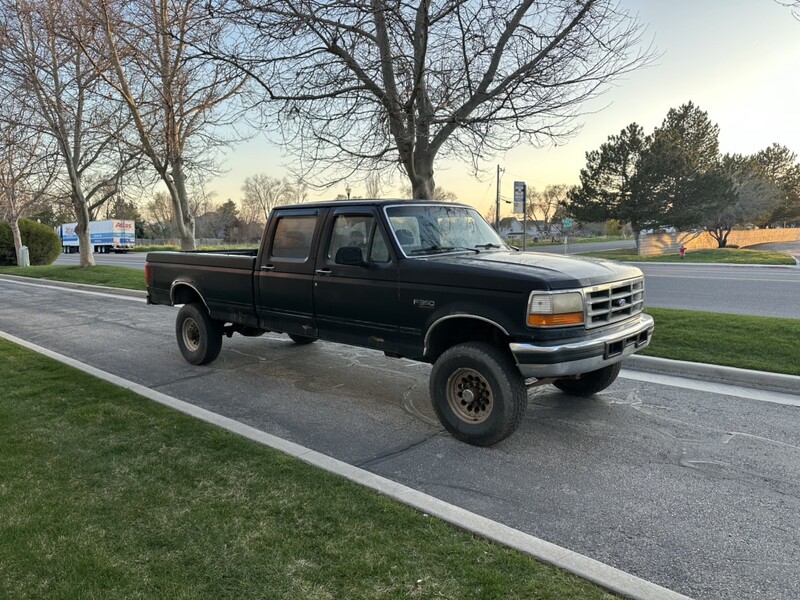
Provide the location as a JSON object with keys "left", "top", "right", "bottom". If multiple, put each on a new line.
{"left": 0, "top": 219, "right": 61, "bottom": 266}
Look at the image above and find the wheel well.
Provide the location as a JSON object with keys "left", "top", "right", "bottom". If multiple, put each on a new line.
{"left": 171, "top": 283, "right": 205, "bottom": 308}
{"left": 425, "top": 317, "right": 510, "bottom": 363}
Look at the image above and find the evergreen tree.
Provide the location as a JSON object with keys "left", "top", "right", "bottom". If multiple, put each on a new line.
{"left": 567, "top": 123, "right": 655, "bottom": 246}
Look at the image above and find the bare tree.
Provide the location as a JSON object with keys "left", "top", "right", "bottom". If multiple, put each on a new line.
{"left": 241, "top": 174, "right": 296, "bottom": 222}
{"left": 778, "top": 1, "right": 800, "bottom": 19}
{"left": 144, "top": 191, "right": 178, "bottom": 240}
{"left": 364, "top": 172, "right": 383, "bottom": 199}
{"left": 236, "top": 195, "right": 264, "bottom": 243}
{"left": 78, "top": 0, "right": 247, "bottom": 251}
{"left": 0, "top": 102, "right": 58, "bottom": 264}
{"left": 211, "top": 0, "right": 653, "bottom": 199}
{"left": 0, "top": 0, "right": 140, "bottom": 266}
{"left": 526, "top": 184, "right": 568, "bottom": 236}
{"left": 401, "top": 184, "right": 458, "bottom": 201}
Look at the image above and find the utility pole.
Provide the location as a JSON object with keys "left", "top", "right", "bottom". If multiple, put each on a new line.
{"left": 495, "top": 164, "right": 503, "bottom": 230}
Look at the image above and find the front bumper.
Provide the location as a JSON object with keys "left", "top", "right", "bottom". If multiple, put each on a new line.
{"left": 509, "top": 313, "right": 654, "bottom": 379}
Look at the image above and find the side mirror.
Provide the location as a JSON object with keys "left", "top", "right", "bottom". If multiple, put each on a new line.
{"left": 335, "top": 246, "right": 366, "bottom": 266}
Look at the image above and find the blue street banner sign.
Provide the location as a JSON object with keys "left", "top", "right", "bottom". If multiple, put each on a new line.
{"left": 513, "top": 181, "right": 526, "bottom": 215}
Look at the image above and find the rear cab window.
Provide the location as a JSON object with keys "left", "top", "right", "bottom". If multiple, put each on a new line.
{"left": 271, "top": 215, "right": 317, "bottom": 260}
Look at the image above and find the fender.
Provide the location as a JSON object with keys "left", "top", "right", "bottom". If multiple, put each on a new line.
{"left": 423, "top": 312, "right": 510, "bottom": 357}
{"left": 170, "top": 279, "right": 210, "bottom": 311}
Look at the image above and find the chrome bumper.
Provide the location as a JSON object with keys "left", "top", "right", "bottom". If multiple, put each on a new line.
{"left": 509, "top": 314, "right": 654, "bottom": 379}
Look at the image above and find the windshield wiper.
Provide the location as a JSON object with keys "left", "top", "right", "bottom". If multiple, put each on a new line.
{"left": 474, "top": 243, "right": 503, "bottom": 249}
{"left": 409, "top": 245, "right": 479, "bottom": 255}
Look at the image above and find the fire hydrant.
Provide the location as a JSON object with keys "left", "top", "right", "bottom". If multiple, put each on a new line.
{"left": 679, "top": 245, "right": 687, "bottom": 260}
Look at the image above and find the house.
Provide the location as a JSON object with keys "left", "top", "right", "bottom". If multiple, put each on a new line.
{"left": 498, "top": 217, "right": 560, "bottom": 242}
{"left": 497, "top": 217, "right": 524, "bottom": 240}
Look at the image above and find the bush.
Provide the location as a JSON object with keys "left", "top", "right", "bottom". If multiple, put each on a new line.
{"left": 0, "top": 225, "right": 13, "bottom": 265}
{"left": 0, "top": 219, "right": 61, "bottom": 266}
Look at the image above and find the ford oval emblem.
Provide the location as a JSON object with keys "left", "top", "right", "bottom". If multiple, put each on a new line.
{"left": 616, "top": 298, "right": 628, "bottom": 308}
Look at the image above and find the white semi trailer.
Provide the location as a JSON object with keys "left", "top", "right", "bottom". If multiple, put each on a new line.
{"left": 57, "top": 220, "right": 136, "bottom": 253}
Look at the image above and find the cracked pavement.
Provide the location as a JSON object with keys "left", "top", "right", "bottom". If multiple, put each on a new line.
{"left": 1, "top": 278, "right": 799, "bottom": 600}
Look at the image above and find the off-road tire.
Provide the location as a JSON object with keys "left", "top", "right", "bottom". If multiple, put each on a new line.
{"left": 553, "top": 362, "right": 621, "bottom": 396}
{"left": 429, "top": 342, "right": 527, "bottom": 446}
{"left": 175, "top": 302, "right": 224, "bottom": 365}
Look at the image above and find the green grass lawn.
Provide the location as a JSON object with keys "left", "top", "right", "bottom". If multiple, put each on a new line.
{"left": 134, "top": 244, "right": 259, "bottom": 252}
{"left": 643, "top": 307, "right": 800, "bottom": 376}
{"left": 0, "top": 338, "right": 615, "bottom": 600}
{"left": 0, "top": 265, "right": 145, "bottom": 291}
{"left": 578, "top": 247, "right": 796, "bottom": 265}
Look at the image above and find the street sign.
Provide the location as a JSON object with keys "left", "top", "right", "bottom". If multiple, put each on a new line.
{"left": 513, "top": 181, "right": 526, "bottom": 215}
{"left": 563, "top": 218, "right": 574, "bottom": 229}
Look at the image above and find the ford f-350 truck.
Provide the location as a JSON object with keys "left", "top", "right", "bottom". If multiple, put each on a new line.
{"left": 146, "top": 200, "right": 653, "bottom": 446}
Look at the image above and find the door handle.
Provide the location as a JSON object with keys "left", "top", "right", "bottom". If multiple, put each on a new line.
{"left": 260, "top": 265, "right": 275, "bottom": 271}
{"left": 315, "top": 268, "right": 332, "bottom": 275}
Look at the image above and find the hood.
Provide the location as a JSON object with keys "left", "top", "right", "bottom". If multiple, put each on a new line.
{"left": 404, "top": 250, "right": 642, "bottom": 291}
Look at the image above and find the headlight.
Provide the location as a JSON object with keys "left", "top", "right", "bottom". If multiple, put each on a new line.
{"left": 527, "top": 291, "right": 584, "bottom": 327}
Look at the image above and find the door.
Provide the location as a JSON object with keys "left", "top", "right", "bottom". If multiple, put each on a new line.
{"left": 256, "top": 209, "right": 321, "bottom": 336}
{"left": 313, "top": 207, "right": 400, "bottom": 350}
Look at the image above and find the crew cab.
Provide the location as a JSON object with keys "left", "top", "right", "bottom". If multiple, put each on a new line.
{"left": 146, "top": 200, "right": 654, "bottom": 446}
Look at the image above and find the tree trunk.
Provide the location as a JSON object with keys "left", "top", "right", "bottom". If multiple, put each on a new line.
{"left": 169, "top": 159, "right": 196, "bottom": 251}
{"left": 74, "top": 198, "right": 96, "bottom": 267}
{"left": 631, "top": 221, "right": 642, "bottom": 253}
{"left": 407, "top": 153, "right": 435, "bottom": 200}
{"left": 10, "top": 217, "right": 24, "bottom": 266}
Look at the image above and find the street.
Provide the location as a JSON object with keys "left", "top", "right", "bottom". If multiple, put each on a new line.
{"left": 1, "top": 277, "right": 799, "bottom": 600}
{"left": 55, "top": 245, "right": 800, "bottom": 319}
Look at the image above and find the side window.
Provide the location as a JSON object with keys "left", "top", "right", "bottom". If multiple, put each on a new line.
{"left": 368, "top": 226, "right": 390, "bottom": 263}
{"left": 271, "top": 215, "right": 316, "bottom": 259}
{"left": 327, "top": 214, "right": 391, "bottom": 264}
{"left": 327, "top": 215, "right": 370, "bottom": 260}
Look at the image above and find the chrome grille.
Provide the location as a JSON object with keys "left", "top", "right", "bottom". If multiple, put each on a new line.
{"left": 585, "top": 277, "right": 645, "bottom": 329}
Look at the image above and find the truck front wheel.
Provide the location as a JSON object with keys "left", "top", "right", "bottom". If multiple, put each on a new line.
{"left": 553, "top": 362, "right": 621, "bottom": 396}
{"left": 429, "top": 342, "right": 527, "bottom": 446}
{"left": 288, "top": 333, "right": 317, "bottom": 345}
{"left": 175, "top": 303, "right": 223, "bottom": 365}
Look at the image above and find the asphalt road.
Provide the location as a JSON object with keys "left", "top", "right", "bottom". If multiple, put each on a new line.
{"left": 2, "top": 278, "right": 799, "bottom": 600}
{"left": 55, "top": 245, "right": 800, "bottom": 319}
{"left": 637, "top": 263, "right": 800, "bottom": 318}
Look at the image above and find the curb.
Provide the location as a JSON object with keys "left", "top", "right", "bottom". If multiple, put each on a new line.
{"left": 622, "top": 260, "right": 799, "bottom": 268}
{"left": 0, "top": 331, "right": 693, "bottom": 600}
{"left": 625, "top": 355, "right": 800, "bottom": 396}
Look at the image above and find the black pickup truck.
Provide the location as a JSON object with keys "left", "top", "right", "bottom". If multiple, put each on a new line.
{"left": 146, "top": 200, "right": 653, "bottom": 446}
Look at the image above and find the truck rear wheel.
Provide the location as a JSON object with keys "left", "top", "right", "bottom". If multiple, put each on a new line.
{"left": 175, "top": 303, "right": 223, "bottom": 365}
{"left": 553, "top": 362, "right": 621, "bottom": 396}
{"left": 429, "top": 342, "right": 527, "bottom": 446}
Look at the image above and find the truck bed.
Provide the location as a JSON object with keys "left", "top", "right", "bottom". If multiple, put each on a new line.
{"left": 146, "top": 251, "right": 259, "bottom": 325}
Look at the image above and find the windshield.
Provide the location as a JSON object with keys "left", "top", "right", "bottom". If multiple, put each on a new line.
{"left": 385, "top": 204, "right": 508, "bottom": 256}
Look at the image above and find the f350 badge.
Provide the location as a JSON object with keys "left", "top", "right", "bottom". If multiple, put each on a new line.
{"left": 413, "top": 299, "right": 436, "bottom": 309}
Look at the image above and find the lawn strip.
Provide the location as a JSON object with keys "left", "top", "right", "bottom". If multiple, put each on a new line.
{"left": 642, "top": 307, "right": 800, "bottom": 377}
{"left": 0, "top": 265, "right": 145, "bottom": 291}
{"left": 577, "top": 248, "right": 796, "bottom": 265}
{"left": 0, "top": 338, "right": 615, "bottom": 600}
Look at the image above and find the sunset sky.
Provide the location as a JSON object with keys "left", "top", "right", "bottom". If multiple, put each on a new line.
{"left": 212, "top": 0, "right": 800, "bottom": 217}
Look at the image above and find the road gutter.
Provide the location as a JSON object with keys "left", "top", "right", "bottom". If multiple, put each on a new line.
{"left": 0, "top": 329, "right": 692, "bottom": 600}
{"left": 625, "top": 355, "right": 800, "bottom": 396}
